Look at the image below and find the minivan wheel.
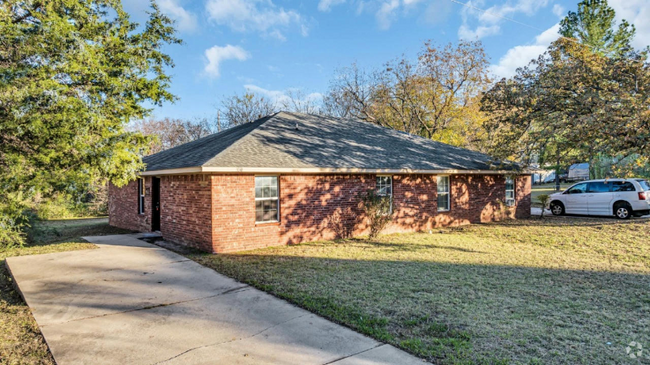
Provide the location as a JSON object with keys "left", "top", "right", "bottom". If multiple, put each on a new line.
{"left": 550, "top": 201, "right": 565, "bottom": 216}
{"left": 614, "top": 203, "right": 632, "bottom": 219}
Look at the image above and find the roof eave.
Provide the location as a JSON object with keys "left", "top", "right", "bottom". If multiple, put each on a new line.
{"left": 139, "top": 166, "right": 532, "bottom": 176}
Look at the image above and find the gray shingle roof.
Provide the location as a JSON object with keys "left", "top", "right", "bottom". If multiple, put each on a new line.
{"left": 143, "top": 112, "right": 510, "bottom": 173}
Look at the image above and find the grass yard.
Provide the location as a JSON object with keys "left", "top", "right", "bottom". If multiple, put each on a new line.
{"left": 191, "top": 216, "right": 650, "bottom": 364}
{"left": 530, "top": 183, "right": 572, "bottom": 206}
{"left": 0, "top": 218, "right": 131, "bottom": 365}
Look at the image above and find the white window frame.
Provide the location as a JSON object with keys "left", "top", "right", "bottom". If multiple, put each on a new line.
{"left": 437, "top": 175, "right": 450, "bottom": 212}
{"left": 376, "top": 175, "right": 393, "bottom": 214}
{"left": 254, "top": 176, "right": 279, "bottom": 223}
{"left": 505, "top": 176, "right": 516, "bottom": 207}
{"left": 138, "top": 178, "right": 145, "bottom": 215}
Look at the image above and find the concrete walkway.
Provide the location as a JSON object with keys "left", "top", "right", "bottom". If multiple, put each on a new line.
{"left": 6, "top": 234, "right": 426, "bottom": 365}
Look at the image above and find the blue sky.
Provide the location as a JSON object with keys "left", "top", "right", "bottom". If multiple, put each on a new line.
{"left": 122, "top": 0, "right": 649, "bottom": 121}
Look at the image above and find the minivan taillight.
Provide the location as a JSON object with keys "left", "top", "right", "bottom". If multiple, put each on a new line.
{"left": 639, "top": 192, "right": 647, "bottom": 200}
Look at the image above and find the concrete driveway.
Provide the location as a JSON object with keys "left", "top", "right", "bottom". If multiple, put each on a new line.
{"left": 6, "top": 234, "right": 425, "bottom": 365}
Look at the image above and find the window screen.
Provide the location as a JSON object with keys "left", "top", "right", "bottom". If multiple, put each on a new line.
{"left": 437, "top": 176, "right": 450, "bottom": 211}
{"left": 255, "top": 176, "right": 279, "bottom": 222}
{"left": 505, "top": 177, "right": 516, "bottom": 206}
{"left": 138, "top": 178, "right": 145, "bottom": 215}
{"left": 376, "top": 176, "right": 392, "bottom": 214}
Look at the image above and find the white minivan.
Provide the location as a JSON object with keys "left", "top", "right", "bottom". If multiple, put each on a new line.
{"left": 549, "top": 179, "right": 650, "bottom": 219}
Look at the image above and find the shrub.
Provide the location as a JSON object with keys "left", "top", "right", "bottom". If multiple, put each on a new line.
{"left": 358, "top": 189, "right": 392, "bottom": 240}
{"left": 327, "top": 207, "right": 355, "bottom": 239}
{"left": 0, "top": 194, "right": 29, "bottom": 249}
{"left": 34, "top": 192, "right": 107, "bottom": 220}
{"left": 537, "top": 194, "right": 551, "bottom": 218}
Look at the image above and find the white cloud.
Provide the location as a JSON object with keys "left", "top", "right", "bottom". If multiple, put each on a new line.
{"left": 489, "top": 1, "right": 650, "bottom": 80}
{"left": 316, "top": 0, "right": 439, "bottom": 29}
{"left": 458, "top": 0, "right": 550, "bottom": 40}
{"left": 373, "top": 0, "right": 426, "bottom": 29}
{"left": 376, "top": 0, "right": 400, "bottom": 29}
{"left": 158, "top": 0, "right": 197, "bottom": 32}
{"left": 608, "top": 0, "right": 650, "bottom": 50}
{"left": 244, "top": 84, "right": 323, "bottom": 106}
{"left": 204, "top": 45, "right": 250, "bottom": 78}
{"left": 458, "top": 24, "right": 500, "bottom": 39}
{"left": 318, "top": 0, "right": 346, "bottom": 12}
{"left": 552, "top": 4, "right": 565, "bottom": 18}
{"left": 490, "top": 23, "right": 560, "bottom": 79}
{"left": 205, "top": 0, "right": 307, "bottom": 40}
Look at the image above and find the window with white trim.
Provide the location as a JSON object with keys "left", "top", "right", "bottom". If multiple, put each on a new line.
{"left": 437, "top": 176, "right": 450, "bottom": 212}
{"left": 376, "top": 176, "right": 392, "bottom": 214}
{"left": 137, "top": 178, "right": 145, "bottom": 215}
{"left": 505, "top": 176, "right": 515, "bottom": 207}
{"left": 255, "top": 176, "right": 279, "bottom": 223}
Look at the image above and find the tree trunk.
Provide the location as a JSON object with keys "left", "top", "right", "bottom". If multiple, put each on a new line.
{"left": 555, "top": 157, "right": 561, "bottom": 191}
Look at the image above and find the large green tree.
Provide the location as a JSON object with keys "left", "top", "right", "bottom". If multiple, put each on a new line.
{"left": 0, "top": 0, "right": 181, "bottom": 245}
{"left": 558, "top": 0, "right": 644, "bottom": 178}
{"left": 483, "top": 0, "right": 648, "bottom": 179}
{"left": 482, "top": 39, "right": 649, "bottom": 174}
{"left": 559, "top": 0, "right": 636, "bottom": 57}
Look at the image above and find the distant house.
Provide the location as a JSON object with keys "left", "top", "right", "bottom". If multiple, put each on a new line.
{"left": 109, "top": 112, "right": 531, "bottom": 253}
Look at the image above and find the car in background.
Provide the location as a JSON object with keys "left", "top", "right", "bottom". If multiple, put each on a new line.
{"left": 549, "top": 179, "right": 650, "bottom": 219}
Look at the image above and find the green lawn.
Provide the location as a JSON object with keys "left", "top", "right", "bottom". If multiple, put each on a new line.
{"left": 0, "top": 218, "right": 131, "bottom": 365}
{"left": 531, "top": 183, "right": 572, "bottom": 206}
{"left": 191, "top": 217, "right": 650, "bottom": 364}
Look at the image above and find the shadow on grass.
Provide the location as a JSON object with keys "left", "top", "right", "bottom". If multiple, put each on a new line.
{"left": 191, "top": 252, "right": 650, "bottom": 364}
{"left": 344, "top": 238, "right": 487, "bottom": 254}
{"left": 476, "top": 216, "right": 650, "bottom": 229}
{"left": 24, "top": 218, "right": 132, "bottom": 246}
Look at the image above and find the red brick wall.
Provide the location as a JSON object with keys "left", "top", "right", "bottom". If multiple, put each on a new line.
{"left": 279, "top": 174, "right": 374, "bottom": 245}
{"left": 515, "top": 175, "right": 532, "bottom": 219}
{"left": 108, "top": 178, "right": 151, "bottom": 232}
{"left": 209, "top": 173, "right": 530, "bottom": 253}
{"left": 210, "top": 174, "right": 281, "bottom": 253}
{"left": 160, "top": 175, "right": 213, "bottom": 252}
{"left": 109, "top": 173, "right": 532, "bottom": 253}
{"left": 451, "top": 174, "right": 508, "bottom": 224}
{"left": 385, "top": 174, "right": 528, "bottom": 232}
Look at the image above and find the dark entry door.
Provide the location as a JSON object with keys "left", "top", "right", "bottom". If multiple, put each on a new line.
{"left": 152, "top": 177, "right": 161, "bottom": 231}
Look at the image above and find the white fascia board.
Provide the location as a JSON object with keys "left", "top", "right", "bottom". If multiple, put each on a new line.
{"left": 139, "top": 166, "right": 531, "bottom": 176}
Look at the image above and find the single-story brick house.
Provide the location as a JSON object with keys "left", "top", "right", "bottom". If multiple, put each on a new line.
{"left": 109, "top": 112, "right": 531, "bottom": 253}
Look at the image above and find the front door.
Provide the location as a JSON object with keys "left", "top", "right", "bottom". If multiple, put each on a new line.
{"left": 152, "top": 177, "right": 160, "bottom": 231}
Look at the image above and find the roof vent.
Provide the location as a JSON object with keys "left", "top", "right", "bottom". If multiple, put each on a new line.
{"left": 295, "top": 122, "right": 299, "bottom": 130}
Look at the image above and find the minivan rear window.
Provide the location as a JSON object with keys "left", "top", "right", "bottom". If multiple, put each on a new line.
{"left": 637, "top": 179, "right": 650, "bottom": 191}
{"left": 612, "top": 181, "right": 636, "bottom": 192}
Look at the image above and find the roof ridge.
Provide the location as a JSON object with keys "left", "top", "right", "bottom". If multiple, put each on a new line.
{"left": 142, "top": 111, "right": 511, "bottom": 173}
{"left": 142, "top": 115, "right": 274, "bottom": 170}
{"left": 199, "top": 113, "right": 278, "bottom": 167}
{"left": 339, "top": 115, "right": 495, "bottom": 160}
